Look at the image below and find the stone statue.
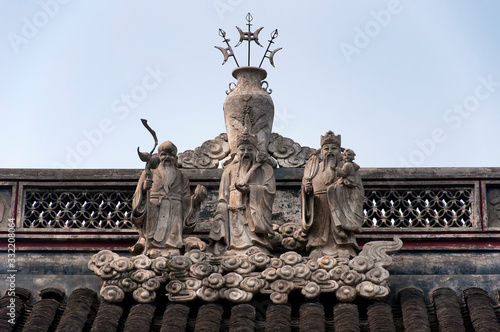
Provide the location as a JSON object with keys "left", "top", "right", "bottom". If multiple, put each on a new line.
{"left": 301, "top": 131, "right": 364, "bottom": 258}
{"left": 129, "top": 141, "right": 207, "bottom": 257}
{"left": 209, "top": 131, "right": 276, "bottom": 256}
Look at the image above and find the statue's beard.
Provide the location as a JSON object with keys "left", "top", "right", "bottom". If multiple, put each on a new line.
{"left": 238, "top": 156, "right": 254, "bottom": 176}
{"left": 322, "top": 154, "right": 337, "bottom": 172}
{"left": 161, "top": 161, "right": 176, "bottom": 191}
{"left": 326, "top": 155, "right": 337, "bottom": 166}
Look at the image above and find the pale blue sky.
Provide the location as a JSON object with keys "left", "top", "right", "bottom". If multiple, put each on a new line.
{"left": 1, "top": 0, "right": 499, "bottom": 169}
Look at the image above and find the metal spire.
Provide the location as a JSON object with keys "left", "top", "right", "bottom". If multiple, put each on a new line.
{"left": 259, "top": 29, "right": 282, "bottom": 68}
{"left": 215, "top": 13, "right": 280, "bottom": 68}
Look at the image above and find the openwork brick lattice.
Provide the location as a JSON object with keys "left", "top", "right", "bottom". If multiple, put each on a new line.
{"left": 363, "top": 186, "right": 474, "bottom": 228}
{"left": 21, "top": 185, "right": 475, "bottom": 230}
{"left": 23, "top": 188, "right": 135, "bottom": 229}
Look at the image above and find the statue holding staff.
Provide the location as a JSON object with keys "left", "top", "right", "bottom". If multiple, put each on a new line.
{"left": 130, "top": 120, "right": 207, "bottom": 257}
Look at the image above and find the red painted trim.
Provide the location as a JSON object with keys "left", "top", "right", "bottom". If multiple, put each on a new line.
{"left": 2, "top": 239, "right": 500, "bottom": 249}
{"left": 480, "top": 180, "right": 485, "bottom": 232}
{"left": 0, "top": 242, "right": 133, "bottom": 249}
{"left": 402, "top": 241, "right": 500, "bottom": 248}
{"left": 357, "top": 239, "right": 500, "bottom": 248}
{"left": 14, "top": 181, "right": 19, "bottom": 226}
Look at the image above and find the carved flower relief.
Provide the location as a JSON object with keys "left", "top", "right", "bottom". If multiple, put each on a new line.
{"left": 228, "top": 98, "right": 271, "bottom": 135}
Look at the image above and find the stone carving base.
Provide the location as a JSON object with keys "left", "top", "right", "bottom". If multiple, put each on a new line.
{"left": 89, "top": 237, "right": 402, "bottom": 305}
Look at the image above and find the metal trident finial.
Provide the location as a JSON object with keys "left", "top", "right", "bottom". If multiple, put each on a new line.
{"left": 235, "top": 12, "right": 263, "bottom": 66}
{"left": 215, "top": 13, "right": 281, "bottom": 68}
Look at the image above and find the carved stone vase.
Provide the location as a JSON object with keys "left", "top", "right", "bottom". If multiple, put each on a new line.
{"left": 223, "top": 66, "right": 274, "bottom": 155}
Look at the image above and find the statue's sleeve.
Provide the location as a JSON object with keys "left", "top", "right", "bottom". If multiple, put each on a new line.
{"left": 301, "top": 157, "right": 317, "bottom": 231}
{"left": 181, "top": 172, "right": 200, "bottom": 234}
{"left": 208, "top": 168, "right": 230, "bottom": 242}
{"left": 248, "top": 164, "right": 275, "bottom": 235}
{"left": 301, "top": 184, "right": 314, "bottom": 232}
{"left": 131, "top": 171, "right": 147, "bottom": 228}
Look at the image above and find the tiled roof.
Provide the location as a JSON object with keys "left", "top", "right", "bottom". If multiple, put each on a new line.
{"left": 2, "top": 286, "right": 499, "bottom": 331}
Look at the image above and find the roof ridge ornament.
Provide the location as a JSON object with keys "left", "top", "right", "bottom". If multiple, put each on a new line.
{"left": 215, "top": 13, "right": 282, "bottom": 68}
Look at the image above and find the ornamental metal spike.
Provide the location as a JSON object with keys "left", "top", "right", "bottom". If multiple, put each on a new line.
{"left": 259, "top": 29, "right": 282, "bottom": 68}
{"left": 215, "top": 29, "right": 239, "bottom": 66}
{"left": 235, "top": 13, "right": 263, "bottom": 66}
{"left": 215, "top": 13, "right": 281, "bottom": 68}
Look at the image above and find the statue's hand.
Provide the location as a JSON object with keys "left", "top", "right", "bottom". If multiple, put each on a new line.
{"left": 235, "top": 183, "right": 249, "bottom": 193}
{"left": 336, "top": 225, "right": 347, "bottom": 239}
{"left": 193, "top": 184, "right": 208, "bottom": 204}
{"left": 304, "top": 182, "right": 313, "bottom": 195}
{"left": 342, "top": 179, "right": 355, "bottom": 187}
{"left": 144, "top": 179, "right": 153, "bottom": 191}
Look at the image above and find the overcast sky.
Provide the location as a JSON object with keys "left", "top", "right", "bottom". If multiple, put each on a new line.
{"left": 1, "top": 1, "right": 499, "bottom": 169}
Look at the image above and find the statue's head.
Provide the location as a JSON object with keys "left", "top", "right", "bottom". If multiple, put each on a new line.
{"left": 236, "top": 131, "right": 258, "bottom": 163}
{"left": 320, "top": 131, "right": 341, "bottom": 163}
{"left": 343, "top": 149, "right": 356, "bottom": 162}
{"left": 158, "top": 141, "right": 178, "bottom": 165}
